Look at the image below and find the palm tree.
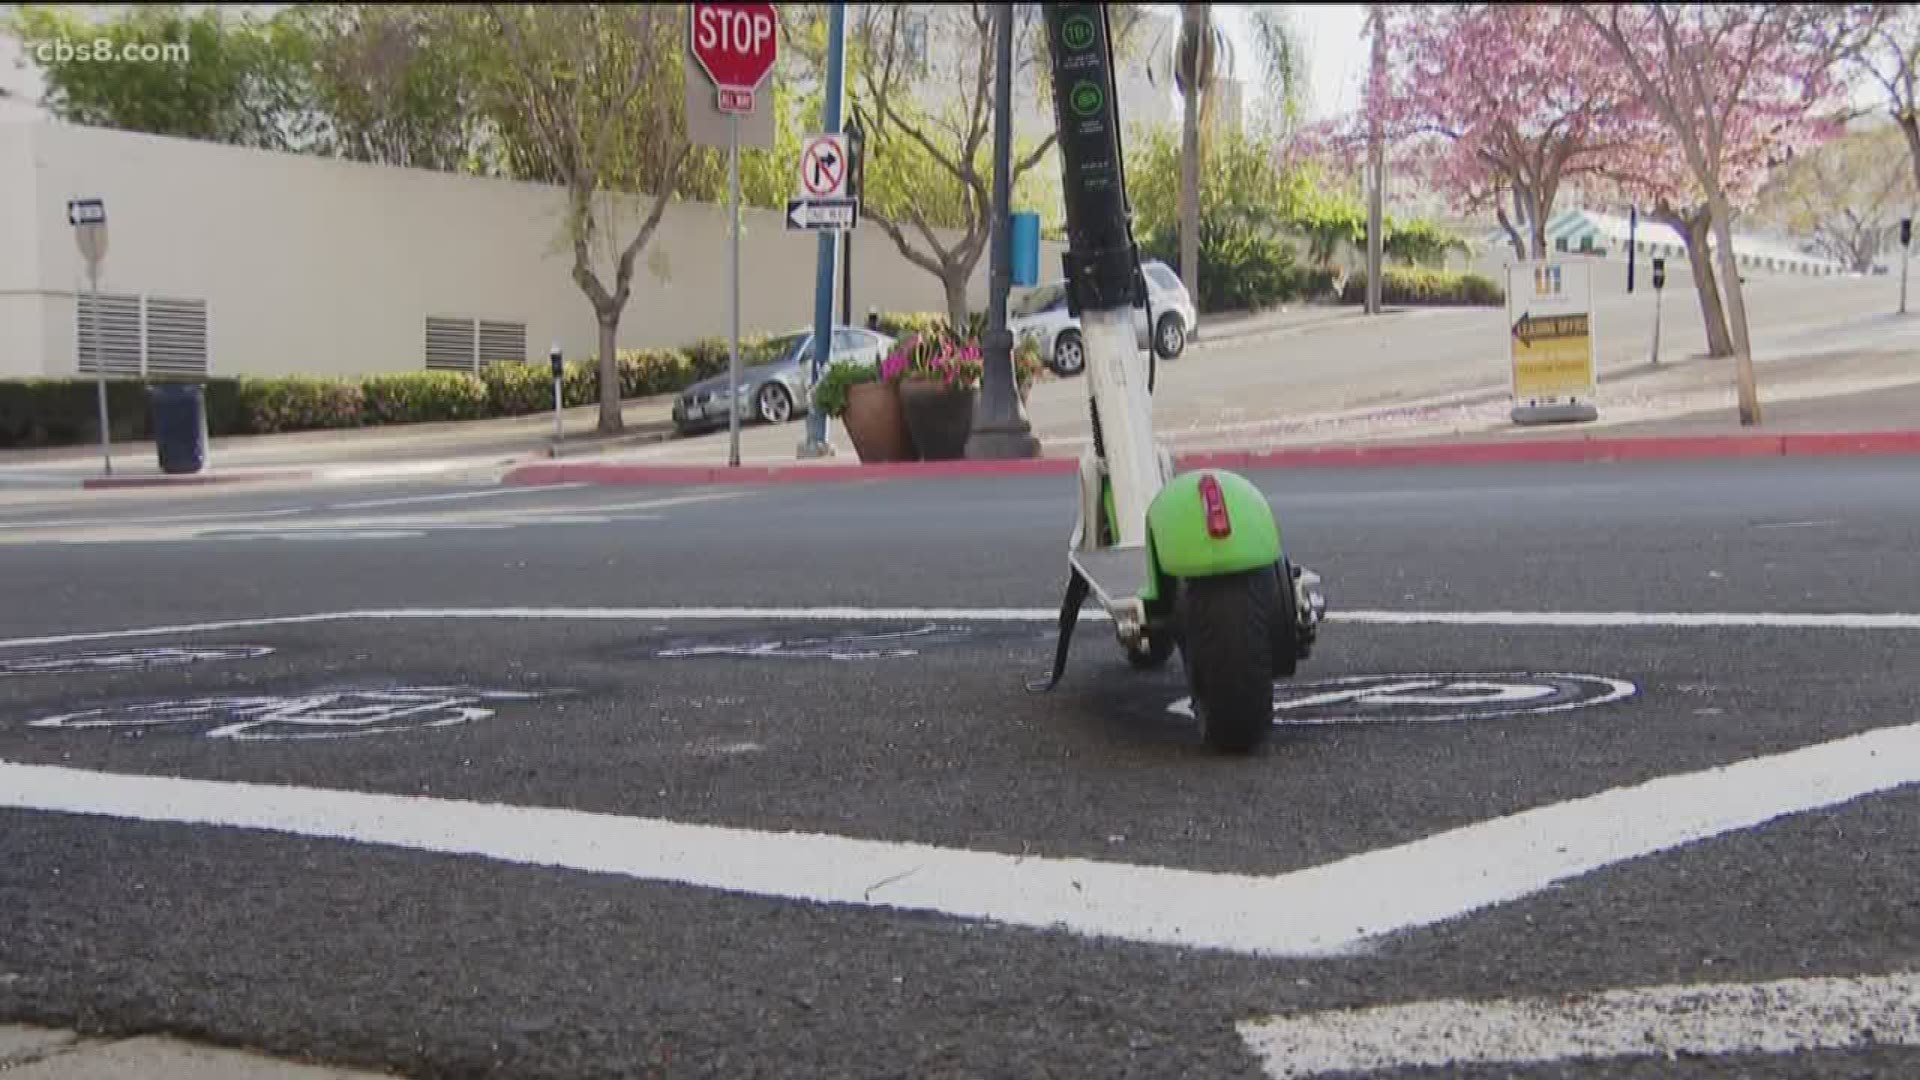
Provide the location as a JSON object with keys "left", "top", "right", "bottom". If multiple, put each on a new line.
{"left": 1160, "top": 4, "right": 1307, "bottom": 321}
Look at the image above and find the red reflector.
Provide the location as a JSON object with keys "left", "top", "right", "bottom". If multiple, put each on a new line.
{"left": 1199, "top": 474, "right": 1232, "bottom": 537}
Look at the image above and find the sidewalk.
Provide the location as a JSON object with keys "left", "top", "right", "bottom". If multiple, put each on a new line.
{"left": 0, "top": 396, "right": 678, "bottom": 489}
{"left": 0, "top": 1025, "right": 393, "bottom": 1079}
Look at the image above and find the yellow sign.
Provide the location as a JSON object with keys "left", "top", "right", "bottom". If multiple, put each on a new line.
{"left": 1506, "top": 261, "right": 1594, "bottom": 402}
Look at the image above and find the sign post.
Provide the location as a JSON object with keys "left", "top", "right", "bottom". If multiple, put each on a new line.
{"left": 797, "top": 2, "right": 846, "bottom": 460}
{"left": 1506, "top": 259, "right": 1599, "bottom": 425}
{"left": 1650, "top": 257, "right": 1665, "bottom": 366}
{"left": 67, "top": 198, "right": 111, "bottom": 476}
{"left": 689, "top": 2, "right": 778, "bottom": 467}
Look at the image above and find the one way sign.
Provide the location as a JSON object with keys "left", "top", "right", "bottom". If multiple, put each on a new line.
{"left": 786, "top": 197, "right": 858, "bottom": 232}
{"left": 799, "top": 133, "right": 848, "bottom": 199}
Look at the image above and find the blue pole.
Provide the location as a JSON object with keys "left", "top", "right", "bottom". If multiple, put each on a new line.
{"left": 800, "top": 1, "right": 846, "bottom": 457}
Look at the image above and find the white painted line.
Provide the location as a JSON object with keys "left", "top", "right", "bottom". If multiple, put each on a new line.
{"left": 8, "top": 718, "right": 1920, "bottom": 957}
{"left": 329, "top": 484, "right": 589, "bottom": 510}
{"left": 5, "top": 606, "right": 1920, "bottom": 652}
{"left": 0, "top": 508, "right": 304, "bottom": 531}
{"left": 1238, "top": 971, "right": 1920, "bottom": 1077}
{"left": 1335, "top": 610, "right": 1920, "bottom": 630}
{"left": 1753, "top": 519, "right": 1839, "bottom": 529}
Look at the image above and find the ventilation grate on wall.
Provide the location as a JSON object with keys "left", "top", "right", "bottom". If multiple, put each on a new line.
{"left": 144, "top": 297, "right": 210, "bottom": 377}
{"left": 477, "top": 320, "right": 527, "bottom": 366}
{"left": 425, "top": 316, "right": 478, "bottom": 371}
{"left": 76, "top": 293, "right": 143, "bottom": 377}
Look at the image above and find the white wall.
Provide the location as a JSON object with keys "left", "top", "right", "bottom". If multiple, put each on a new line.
{"left": 2, "top": 118, "right": 1063, "bottom": 380}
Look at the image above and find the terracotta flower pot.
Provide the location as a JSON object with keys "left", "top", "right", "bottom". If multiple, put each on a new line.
{"left": 842, "top": 381, "right": 917, "bottom": 463}
{"left": 898, "top": 379, "right": 978, "bottom": 461}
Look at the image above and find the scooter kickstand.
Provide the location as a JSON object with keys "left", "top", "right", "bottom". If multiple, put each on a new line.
{"left": 1027, "top": 569, "right": 1091, "bottom": 693}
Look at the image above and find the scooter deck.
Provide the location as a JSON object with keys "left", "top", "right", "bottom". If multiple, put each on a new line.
{"left": 1069, "top": 544, "right": 1150, "bottom": 613}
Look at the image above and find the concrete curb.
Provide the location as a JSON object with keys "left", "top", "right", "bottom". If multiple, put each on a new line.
{"left": 78, "top": 469, "right": 317, "bottom": 490}
{"left": 501, "top": 429, "right": 1920, "bottom": 488}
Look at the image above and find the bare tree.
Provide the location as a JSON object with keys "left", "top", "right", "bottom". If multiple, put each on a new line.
{"left": 1850, "top": 5, "right": 1919, "bottom": 194}
{"left": 472, "top": 4, "right": 692, "bottom": 435}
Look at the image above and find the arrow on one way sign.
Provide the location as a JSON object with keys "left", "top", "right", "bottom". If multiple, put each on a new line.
{"left": 786, "top": 197, "right": 858, "bottom": 232}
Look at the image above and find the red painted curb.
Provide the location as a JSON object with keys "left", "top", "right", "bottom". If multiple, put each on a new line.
{"left": 81, "top": 469, "right": 316, "bottom": 490}
{"left": 499, "top": 429, "right": 1920, "bottom": 488}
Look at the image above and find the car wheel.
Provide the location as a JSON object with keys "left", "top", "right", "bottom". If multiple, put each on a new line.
{"left": 1154, "top": 313, "right": 1187, "bottom": 360}
{"left": 1053, "top": 330, "right": 1086, "bottom": 377}
{"left": 756, "top": 384, "right": 793, "bottom": 424}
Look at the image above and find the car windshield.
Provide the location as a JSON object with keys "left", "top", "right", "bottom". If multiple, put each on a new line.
{"left": 1013, "top": 283, "right": 1067, "bottom": 317}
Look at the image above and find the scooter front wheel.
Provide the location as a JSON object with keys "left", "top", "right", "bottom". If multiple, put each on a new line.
{"left": 1176, "top": 570, "right": 1279, "bottom": 753}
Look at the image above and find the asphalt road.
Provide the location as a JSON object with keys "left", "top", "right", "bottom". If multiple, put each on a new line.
{"left": 3, "top": 459, "right": 1920, "bottom": 1079}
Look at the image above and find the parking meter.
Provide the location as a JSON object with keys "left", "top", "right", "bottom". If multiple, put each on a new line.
{"left": 1903, "top": 219, "right": 1912, "bottom": 248}
{"left": 1651, "top": 257, "right": 1665, "bottom": 290}
{"left": 549, "top": 345, "right": 564, "bottom": 445}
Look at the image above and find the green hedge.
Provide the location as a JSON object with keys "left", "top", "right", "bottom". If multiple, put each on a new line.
{"left": 0, "top": 310, "right": 985, "bottom": 448}
{"left": 1340, "top": 268, "right": 1504, "bottom": 307}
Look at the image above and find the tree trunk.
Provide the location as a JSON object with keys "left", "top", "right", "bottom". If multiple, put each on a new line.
{"left": 1179, "top": 4, "right": 1206, "bottom": 313}
{"left": 1660, "top": 206, "right": 1733, "bottom": 360}
{"left": 1496, "top": 207, "right": 1527, "bottom": 261}
{"left": 943, "top": 274, "right": 970, "bottom": 339}
{"left": 1526, "top": 190, "right": 1548, "bottom": 261}
{"left": 1707, "top": 190, "right": 1759, "bottom": 425}
{"left": 597, "top": 315, "right": 621, "bottom": 434}
{"left": 1901, "top": 112, "right": 1920, "bottom": 198}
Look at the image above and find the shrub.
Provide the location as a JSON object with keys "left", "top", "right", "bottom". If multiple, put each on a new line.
{"left": 1293, "top": 267, "right": 1342, "bottom": 300}
{"left": 237, "top": 376, "right": 366, "bottom": 434}
{"left": 0, "top": 377, "right": 245, "bottom": 447}
{"left": 480, "top": 361, "right": 552, "bottom": 417}
{"left": 1145, "top": 217, "right": 1300, "bottom": 313}
{"left": 810, "top": 358, "right": 877, "bottom": 418}
{"left": 685, "top": 333, "right": 783, "bottom": 380}
{"left": 359, "top": 371, "right": 489, "bottom": 425}
{"left": 1340, "top": 268, "right": 1504, "bottom": 307}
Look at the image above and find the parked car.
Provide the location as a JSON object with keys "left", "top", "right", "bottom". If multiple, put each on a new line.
{"left": 1007, "top": 259, "right": 1199, "bottom": 376}
{"left": 672, "top": 325, "right": 895, "bottom": 436}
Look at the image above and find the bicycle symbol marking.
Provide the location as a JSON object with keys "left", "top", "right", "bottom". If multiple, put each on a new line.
{"left": 25, "top": 686, "right": 555, "bottom": 742}
{"left": 1168, "top": 672, "right": 1637, "bottom": 725}
{"left": 0, "top": 646, "right": 274, "bottom": 677}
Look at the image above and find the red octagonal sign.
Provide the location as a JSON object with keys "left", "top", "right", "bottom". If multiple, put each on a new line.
{"left": 689, "top": 2, "right": 779, "bottom": 93}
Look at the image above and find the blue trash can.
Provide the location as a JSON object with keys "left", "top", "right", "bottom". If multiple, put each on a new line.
{"left": 148, "top": 383, "right": 208, "bottom": 475}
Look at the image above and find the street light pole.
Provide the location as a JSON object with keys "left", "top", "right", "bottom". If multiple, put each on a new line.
{"left": 965, "top": 0, "right": 1040, "bottom": 460}
{"left": 799, "top": 2, "right": 847, "bottom": 459}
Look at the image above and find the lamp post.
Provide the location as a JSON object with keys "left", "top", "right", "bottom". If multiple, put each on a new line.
{"left": 965, "top": 1, "right": 1040, "bottom": 460}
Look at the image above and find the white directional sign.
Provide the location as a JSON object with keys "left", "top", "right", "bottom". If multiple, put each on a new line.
{"left": 798, "top": 133, "right": 848, "bottom": 198}
{"left": 786, "top": 196, "right": 858, "bottom": 232}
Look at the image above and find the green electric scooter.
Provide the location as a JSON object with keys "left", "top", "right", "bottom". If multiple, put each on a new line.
{"left": 1027, "top": 3, "right": 1325, "bottom": 753}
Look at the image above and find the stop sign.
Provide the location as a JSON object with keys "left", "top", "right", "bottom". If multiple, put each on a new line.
{"left": 689, "top": 3, "right": 778, "bottom": 92}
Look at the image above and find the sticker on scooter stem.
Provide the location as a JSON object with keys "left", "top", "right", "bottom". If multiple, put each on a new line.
{"left": 1167, "top": 673, "right": 1636, "bottom": 724}
{"left": 25, "top": 686, "right": 557, "bottom": 742}
{"left": 0, "top": 645, "right": 274, "bottom": 677}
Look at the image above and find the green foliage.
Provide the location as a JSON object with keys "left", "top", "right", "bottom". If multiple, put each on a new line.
{"left": 291, "top": 4, "right": 498, "bottom": 173}
{"left": 1340, "top": 269, "right": 1504, "bottom": 307}
{"left": 1384, "top": 219, "right": 1470, "bottom": 268}
{"left": 1, "top": 306, "right": 1039, "bottom": 447}
{"left": 684, "top": 334, "right": 785, "bottom": 380}
{"left": 1129, "top": 125, "right": 1309, "bottom": 253}
{"left": 358, "top": 371, "right": 489, "bottom": 424}
{"left": 1288, "top": 189, "right": 1370, "bottom": 269}
{"left": 237, "top": 376, "right": 367, "bottom": 434}
{"left": 1293, "top": 267, "right": 1342, "bottom": 299}
{"left": 8, "top": 4, "right": 318, "bottom": 149}
{"left": 810, "top": 360, "right": 879, "bottom": 419}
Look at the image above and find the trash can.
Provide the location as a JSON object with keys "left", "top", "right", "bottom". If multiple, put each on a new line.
{"left": 148, "top": 383, "right": 209, "bottom": 475}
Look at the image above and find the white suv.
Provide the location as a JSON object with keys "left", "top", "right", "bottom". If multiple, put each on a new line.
{"left": 1007, "top": 259, "right": 1199, "bottom": 376}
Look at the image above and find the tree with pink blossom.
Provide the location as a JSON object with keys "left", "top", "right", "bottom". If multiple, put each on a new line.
{"left": 1576, "top": 3, "right": 1872, "bottom": 426}
{"left": 1356, "top": 4, "right": 1642, "bottom": 261}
